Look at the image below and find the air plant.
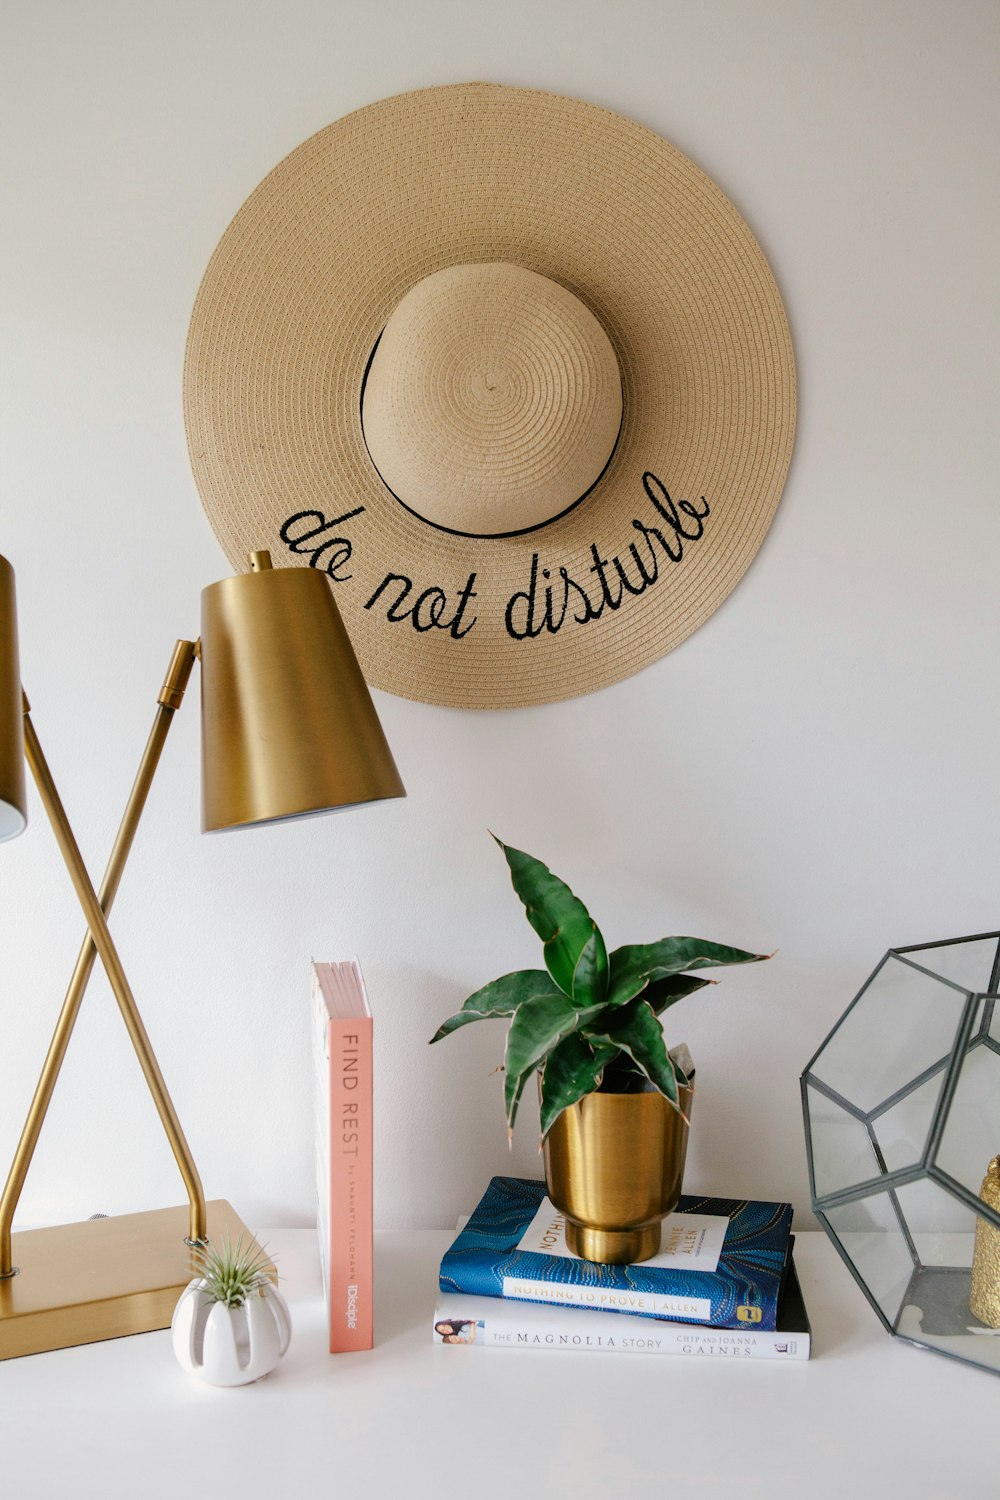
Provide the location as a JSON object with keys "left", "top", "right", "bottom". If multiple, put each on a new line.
{"left": 189, "top": 1232, "right": 276, "bottom": 1309}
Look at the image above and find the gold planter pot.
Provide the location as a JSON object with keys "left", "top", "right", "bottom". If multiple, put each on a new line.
{"left": 543, "top": 1083, "right": 694, "bottom": 1264}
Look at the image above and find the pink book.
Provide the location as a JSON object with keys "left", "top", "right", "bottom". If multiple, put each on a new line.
{"left": 312, "top": 960, "right": 373, "bottom": 1352}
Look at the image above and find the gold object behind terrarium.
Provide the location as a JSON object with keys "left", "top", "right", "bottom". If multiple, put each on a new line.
{"left": 970, "top": 1156, "right": 1000, "bottom": 1327}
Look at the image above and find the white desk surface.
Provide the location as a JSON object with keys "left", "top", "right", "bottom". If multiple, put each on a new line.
{"left": 0, "top": 1229, "right": 992, "bottom": 1500}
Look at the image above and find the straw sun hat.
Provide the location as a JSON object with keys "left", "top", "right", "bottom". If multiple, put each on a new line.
{"left": 184, "top": 82, "right": 796, "bottom": 709}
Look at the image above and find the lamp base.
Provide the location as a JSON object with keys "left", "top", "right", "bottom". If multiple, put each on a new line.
{"left": 0, "top": 1199, "right": 261, "bottom": 1360}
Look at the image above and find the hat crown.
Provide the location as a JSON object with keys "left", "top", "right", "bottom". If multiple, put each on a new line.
{"left": 360, "top": 263, "right": 623, "bottom": 538}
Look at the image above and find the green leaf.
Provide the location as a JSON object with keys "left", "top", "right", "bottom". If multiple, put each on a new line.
{"left": 606, "top": 938, "right": 768, "bottom": 1008}
{"left": 503, "top": 990, "right": 589, "bottom": 1129}
{"left": 641, "top": 973, "right": 712, "bottom": 1016}
{"left": 429, "top": 970, "right": 559, "bottom": 1043}
{"left": 494, "top": 837, "right": 608, "bottom": 1000}
{"left": 571, "top": 931, "right": 608, "bottom": 1008}
{"left": 504, "top": 1064, "right": 535, "bottom": 1143}
{"left": 592, "top": 998, "right": 681, "bottom": 1112}
{"left": 539, "top": 1034, "right": 619, "bottom": 1138}
{"left": 565, "top": 976, "right": 709, "bottom": 1047}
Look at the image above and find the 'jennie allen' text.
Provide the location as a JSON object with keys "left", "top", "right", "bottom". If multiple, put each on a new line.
{"left": 279, "top": 471, "right": 710, "bottom": 641}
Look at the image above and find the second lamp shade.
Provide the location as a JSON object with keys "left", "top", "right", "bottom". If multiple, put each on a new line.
{"left": 200, "top": 554, "right": 405, "bottom": 831}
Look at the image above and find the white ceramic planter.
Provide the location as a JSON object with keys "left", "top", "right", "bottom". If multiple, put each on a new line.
{"left": 171, "top": 1279, "right": 292, "bottom": 1387}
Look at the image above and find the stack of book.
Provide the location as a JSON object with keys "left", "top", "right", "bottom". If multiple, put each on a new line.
{"left": 432, "top": 1175, "right": 810, "bottom": 1361}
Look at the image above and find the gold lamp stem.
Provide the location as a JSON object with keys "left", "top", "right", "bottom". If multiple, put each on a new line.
{"left": 0, "top": 644, "right": 205, "bottom": 1276}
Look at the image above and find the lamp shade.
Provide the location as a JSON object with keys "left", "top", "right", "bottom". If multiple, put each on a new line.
{"left": 200, "top": 553, "right": 405, "bottom": 831}
{"left": 0, "top": 555, "right": 27, "bottom": 842}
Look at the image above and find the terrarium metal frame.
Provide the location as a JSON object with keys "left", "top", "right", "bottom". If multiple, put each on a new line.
{"left": 801, "top": 929, "right": 1000, "bottom": 1375}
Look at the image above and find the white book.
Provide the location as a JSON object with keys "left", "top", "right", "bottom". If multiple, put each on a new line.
{"left": 432, "top": 1256, "right": 810, "bottom": 1361}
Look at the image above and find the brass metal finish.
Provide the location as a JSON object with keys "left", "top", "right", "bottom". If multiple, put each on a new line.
{"left": 970, "top": 1155, "right": 1000, "bottom": 1327}
{"left": 543, "top": 1084, "right": 694, "bottom": 1264}
{"left": 158, "top": 638, "right": 197, "bottom": 710}
{"left": 201, "top": 557, "right": 405, "bottom": 830}
{"left": 0, "top": 646, "right": 202, "bottom": 1278}
{"left": 0, "top": 551, "right": 402, "bottom": 1353}
{"left": 0, "top": 1200, "right": 256, "bottom": 1359}
{"left": 0, "top": 556, "right": 27, "bottom": 842}
{"left": 16, "top": 706, "right": 206, "bottom": 1248}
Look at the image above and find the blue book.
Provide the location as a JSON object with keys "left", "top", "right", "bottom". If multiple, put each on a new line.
{"left": 440, "top": 1177, "right": 793, "bottom": 1331}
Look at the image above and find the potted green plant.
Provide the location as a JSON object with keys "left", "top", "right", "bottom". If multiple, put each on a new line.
{"left": 430, "top": 838, "right": 769, "bottom": 1264}
{"left": 171, "top": 1232, "right": 291, "bottom": 1386}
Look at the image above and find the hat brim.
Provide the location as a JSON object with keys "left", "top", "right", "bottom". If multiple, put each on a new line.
{"left": 185, "top": 82, "right": 796, "bottom": 709}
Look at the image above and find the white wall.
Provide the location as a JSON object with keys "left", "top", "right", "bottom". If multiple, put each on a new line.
{"left": 1, "top": 0, "right": 998, "bottom": 1234}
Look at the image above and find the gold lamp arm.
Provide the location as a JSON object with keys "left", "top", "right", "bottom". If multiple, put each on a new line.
{"left": 0, "top": 642, "right": 205, "bottom": 1277}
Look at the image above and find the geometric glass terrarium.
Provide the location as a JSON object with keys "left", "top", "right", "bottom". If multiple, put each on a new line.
{"left": 802, "top": 931, "right": 1000, "bottom": 1375}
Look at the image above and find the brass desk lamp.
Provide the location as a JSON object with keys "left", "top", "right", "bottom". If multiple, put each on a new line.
{"left": 0, "top": 550, "right": 403, "bottom": 1359}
